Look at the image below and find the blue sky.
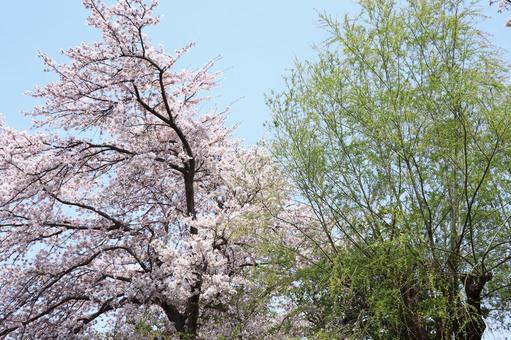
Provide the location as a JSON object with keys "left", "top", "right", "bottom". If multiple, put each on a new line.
{"left": 1, "top": 1, "right": 508, "bottom": 145}
{"left": 0, "top": 1, "right": 353, "bottom": 144}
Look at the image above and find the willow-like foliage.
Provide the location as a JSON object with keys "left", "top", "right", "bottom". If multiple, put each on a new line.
{"left": 268, "top": 0, "right": 511, "bottom": 338}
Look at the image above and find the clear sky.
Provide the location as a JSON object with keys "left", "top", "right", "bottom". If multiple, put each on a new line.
{"left": 0, "top": 1, "right": 508, "bottom": 145}
{"left": 0, "top": 0, "right": 355, "bottom": 144}
{"left": 0, "top": 1, "right": 509, "bottom": 338}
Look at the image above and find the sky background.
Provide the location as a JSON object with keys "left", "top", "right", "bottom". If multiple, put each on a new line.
{"left": 0, "top": 2, "right": 509, "bottom": 337}
{"left": 0, "top": 1, "right": 508, "bottom": 145}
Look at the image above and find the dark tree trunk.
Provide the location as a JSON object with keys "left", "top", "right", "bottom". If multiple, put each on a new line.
{"left": 161, "top": 301, "right": 186, "bottom": 333}
{"left": 178, "top": 161, "right": 202, "bottom": 339}
{"left": 183, "top": 278, "right": 203, "bottom": 338}
{"left": 455, "top": 272, "right": 492, "bottom": 340}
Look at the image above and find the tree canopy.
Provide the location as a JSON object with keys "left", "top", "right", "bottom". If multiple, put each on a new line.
{"left": 0, "top": 1, "right": 286, "bottom": 338}
{"left": 268, "top": 0, "right": 511, "bottom": 338}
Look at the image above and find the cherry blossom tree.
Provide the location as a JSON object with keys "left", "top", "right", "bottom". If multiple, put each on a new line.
{"left": 0, "top": 0, "right": 278, "bottom": 338}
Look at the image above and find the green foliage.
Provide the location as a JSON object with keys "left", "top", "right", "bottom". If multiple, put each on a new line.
{"left": 284, "top": 238, "right": 451, "bottom": 338}
{"left": 267, "top": 0, "right": 511, "bottom": 338}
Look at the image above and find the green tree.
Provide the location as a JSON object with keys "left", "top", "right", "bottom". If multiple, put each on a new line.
{"left": 268, "top": 0, "right": 511, "bottom": 338}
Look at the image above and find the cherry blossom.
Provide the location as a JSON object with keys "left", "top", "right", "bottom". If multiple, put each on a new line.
{"left": 0, "top": 1, "right": 288, "bottom": 338}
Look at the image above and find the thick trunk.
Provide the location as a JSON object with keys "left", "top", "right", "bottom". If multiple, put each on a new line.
{"left": 455, "top": 273, "right": 492, "bottom": 340}
{"left": 160, "top": 171, "right": 201, "bottom": 339}
{"left": 179, "top": 163, "right": 202, "bottom": 339}
{"left": 183, "top": 278, "right": 203, "bottom": 337}
{"left": 161, "top": 301, "right": 186, "bottom": 334}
